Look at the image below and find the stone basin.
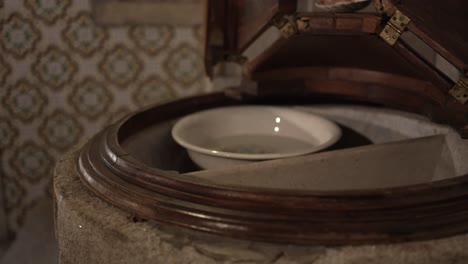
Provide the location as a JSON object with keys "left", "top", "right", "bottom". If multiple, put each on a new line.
{"left": 54, "top": 97, "right": 468, "bottom": 263}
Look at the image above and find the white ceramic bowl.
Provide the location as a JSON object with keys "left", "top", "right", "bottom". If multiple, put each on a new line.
{"left": 171, "top": 106, "right": 341, "bottom": 169}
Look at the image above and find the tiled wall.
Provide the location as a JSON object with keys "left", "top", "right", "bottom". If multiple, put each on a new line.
{"left": 0, "top": 0, "right": 206, "bottom": 236}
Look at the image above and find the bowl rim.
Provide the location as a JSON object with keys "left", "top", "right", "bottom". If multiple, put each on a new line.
{"left": 171, "top": 105, "right": 342, "bottom": 160}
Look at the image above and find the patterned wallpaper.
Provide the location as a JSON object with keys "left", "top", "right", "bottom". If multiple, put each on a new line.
{"left": 0, "top": 0, "right": 207, "bottom": 236}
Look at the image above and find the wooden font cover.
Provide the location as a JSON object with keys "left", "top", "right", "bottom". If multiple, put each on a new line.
{"left": 74, "top": 0, "right": 468, "bottom": 246}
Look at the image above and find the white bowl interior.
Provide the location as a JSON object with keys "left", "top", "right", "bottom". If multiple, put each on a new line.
{"left": 172, "top": 106, "right": 341, "bottom": 160}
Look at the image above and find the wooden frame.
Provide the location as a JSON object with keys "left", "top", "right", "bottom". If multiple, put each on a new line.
{"left": 204, "top": 1, "right": 467, "bottom": 102}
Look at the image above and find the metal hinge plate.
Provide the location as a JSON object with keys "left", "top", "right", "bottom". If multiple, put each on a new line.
{"left": 272, "top": 15, "right": 297, "bottom": 39}
{"left": 449, "top": 77, "right": 468, "bottom": 104}
{"left": 379, "top": 10, "right": 411, "bottom": 45}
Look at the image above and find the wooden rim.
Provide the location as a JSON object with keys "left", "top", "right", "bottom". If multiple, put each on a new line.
{"left": 76, "top": 76, "right": 468, "bottom": 245}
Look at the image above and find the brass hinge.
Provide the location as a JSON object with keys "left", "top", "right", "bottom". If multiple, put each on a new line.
{"left": 379, "top": 10, "right": 411, "bottom": 45}
{"left": 272, "top": 15, "right": 297, "bottom": 39}
{"left": 449, "top": 77, "right": 468, "bottom": 104}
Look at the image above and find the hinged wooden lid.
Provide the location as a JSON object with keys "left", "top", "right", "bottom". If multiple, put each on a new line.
{"left": 204, "top": 0, "right": 466, "bottom": 79}
{"left": 203, "top": 0, "right": 468, "bottom": 136}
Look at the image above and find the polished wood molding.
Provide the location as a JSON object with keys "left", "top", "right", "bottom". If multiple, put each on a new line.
{"left": 77, "top": 77, "right": 468, "bottom": 245}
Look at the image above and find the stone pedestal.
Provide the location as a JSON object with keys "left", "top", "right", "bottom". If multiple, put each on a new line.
{"left": 55, "top": 150, "right": 468, "bottom": 264}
